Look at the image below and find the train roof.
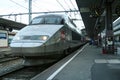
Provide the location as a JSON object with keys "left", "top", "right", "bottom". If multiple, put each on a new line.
{"left": 33, "top": 14, "right": 68, "bottom": 19}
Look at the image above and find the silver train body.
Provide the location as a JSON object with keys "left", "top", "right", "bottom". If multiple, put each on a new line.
{"left": 10, "top": 14, "right": 82, "bottom": 59}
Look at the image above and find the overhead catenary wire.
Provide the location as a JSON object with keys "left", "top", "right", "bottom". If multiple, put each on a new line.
{"left": 1, "top": 0, "right": 27, "bottom": 19}
{"left": 69, "top": 0, "right": 80, "bottom": 19}
{"left": 60, "top": 0, "right": 74, "bottom": 19}
{"left": 9, "top": 0, "right": 30, "bottom": 23}
{"left": 69, "top": 0, "right": 78, "bottom": 11}
{"left": 56, "top": 0, "right": 73, "bottom": 17}
{"left": 0, "top": 0, "right": 82, "bottom": 27}
{"left": 70, "top": 0, "right": 79, "bottom": 15}
{"left": 9, "top": 0, "right": 28, "bottom": 10}
{"left": 32, "top": 1, "right": 50, "bottom": 12}
{"left": 64, "top": 0, "right": 72, "bottom": 11}
{"left": 64, "top": 0, "right": 74, "bottom": 17}
{"left": 0, "top": 10, "right": 79, "bottom": 17}
{"left": 56, "top": 0, "right": 67, "bottom": 11}
{"left": 2, "top": 0, "right": 80, "bottom": 21}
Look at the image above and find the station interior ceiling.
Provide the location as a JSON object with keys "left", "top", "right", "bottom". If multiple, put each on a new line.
{"left": 76, "top": 0, "right": 120, "bottom": 38}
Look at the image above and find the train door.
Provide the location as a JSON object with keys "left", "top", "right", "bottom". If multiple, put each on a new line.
{"left": 0, "top": 30, "right": 8, "bottom": 47}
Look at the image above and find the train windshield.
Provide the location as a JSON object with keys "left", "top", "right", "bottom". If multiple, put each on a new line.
{"left": 31, "top": 18, "right": 43, "bottom": 24}
{"left": 31, "top": 16, "right": 63, "bottom": 25}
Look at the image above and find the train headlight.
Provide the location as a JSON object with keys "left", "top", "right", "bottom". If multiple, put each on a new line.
{"left": 39, "top": 35, "right": 49, "bottom": 41}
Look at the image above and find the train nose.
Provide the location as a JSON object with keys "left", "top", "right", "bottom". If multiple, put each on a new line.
{"left": 10, "top": 35, "right": 49, "bottom": 47}
{"left": 10, "top": 42, "right": 44, "bottom": 56}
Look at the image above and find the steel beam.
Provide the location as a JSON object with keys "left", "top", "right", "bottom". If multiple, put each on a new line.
{"left": 105, "top": 0, "right": 114, "bottom": 54}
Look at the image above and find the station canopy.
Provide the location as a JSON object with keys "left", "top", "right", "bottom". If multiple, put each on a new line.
{"left": 0, "top": 18, "right": 26, "bottom": 30}
{"left": 76, "top": 0, "right": 120, "bottom": 38}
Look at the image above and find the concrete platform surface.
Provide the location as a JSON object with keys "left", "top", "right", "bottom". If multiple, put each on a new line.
{"left": 31, "top": 44, "right": 120, "bottom": 80}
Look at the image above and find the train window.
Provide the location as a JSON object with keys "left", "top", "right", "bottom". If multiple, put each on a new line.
{"left": 31, "top": 15, "right": 63, "bottom": 25}
{"left": 45, "top": 17, "right": 61, "bottom": 24}
{"left": 31, "top": 17, "right": 44, "bottom": 24}
{"left": 0, "top": 33, "right": 7, "bottom": 39}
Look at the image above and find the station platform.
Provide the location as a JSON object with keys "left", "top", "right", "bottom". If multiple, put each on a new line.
{"left": 28, "top": 44, "right": 120, "bottom": 80}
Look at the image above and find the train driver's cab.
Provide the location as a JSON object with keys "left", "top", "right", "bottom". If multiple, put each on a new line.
{"left": 30, "top": 15, "right": 65, "bottom": 25}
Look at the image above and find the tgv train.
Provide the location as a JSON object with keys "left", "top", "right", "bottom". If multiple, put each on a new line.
{"left": 10, "top": 14, "right": 83, "bottom": 60}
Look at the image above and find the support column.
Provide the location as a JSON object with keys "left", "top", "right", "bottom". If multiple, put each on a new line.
{"left": 29, "top": 0, "right": 32, "bottom": 24}
{"left": 105, "top": 0, "right": 114, "bottom": 54}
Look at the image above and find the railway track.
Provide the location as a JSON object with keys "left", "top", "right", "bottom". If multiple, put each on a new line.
{"left": 0, "top": 57, "right": 20, "bottom": 63}
{"left": 0, "top": 51, "right": 55, "bottom": 80}
{"left": 0, "top": 57, "right": 25, "bottom": 77}
{"left": 0, "top": 50, "right": 55, "bottom": 80}
{"left": 1, "top": 63, "right": 54, "bottom": 80}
